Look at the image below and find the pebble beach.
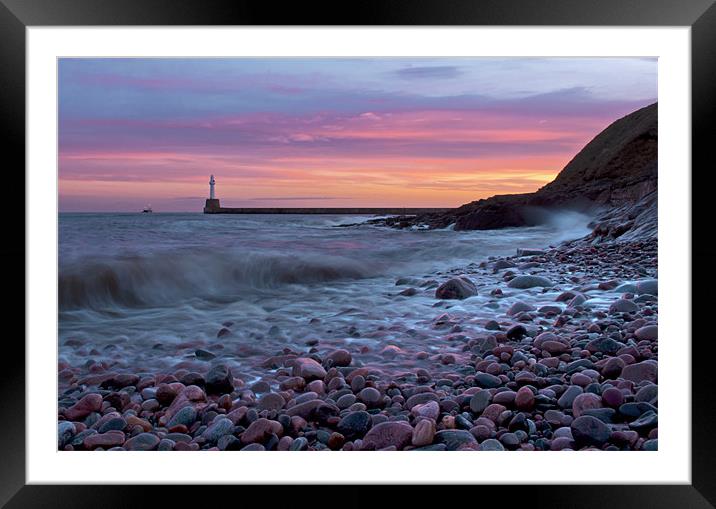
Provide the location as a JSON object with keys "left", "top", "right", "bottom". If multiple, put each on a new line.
{"left": 58, "top": 232, "right": 658, "bottom": 452}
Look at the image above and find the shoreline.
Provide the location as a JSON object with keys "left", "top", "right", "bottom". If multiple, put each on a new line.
{"left": 58, "top": 234, "right": 658, "bottom": 452}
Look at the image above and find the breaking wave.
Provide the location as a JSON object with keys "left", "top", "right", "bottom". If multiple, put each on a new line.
{"left": 59, "top": 250, "right": 382, "bottom": 311}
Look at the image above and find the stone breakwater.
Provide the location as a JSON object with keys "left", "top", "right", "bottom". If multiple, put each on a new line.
{"left": 58, "top": 239, "right": 657, "bottom": 452}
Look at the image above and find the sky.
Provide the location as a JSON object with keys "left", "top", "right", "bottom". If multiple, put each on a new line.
{"left": 58, "top": 57, "right": 657, "bottom": 211}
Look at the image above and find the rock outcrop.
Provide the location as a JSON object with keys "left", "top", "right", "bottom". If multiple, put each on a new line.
{"left": 381, "top": 102, "right": 657, "bottom": 241}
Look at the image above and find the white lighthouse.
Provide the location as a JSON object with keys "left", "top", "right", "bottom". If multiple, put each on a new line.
{"left": 204, "top": 174, "right": 221, "bottom": 213}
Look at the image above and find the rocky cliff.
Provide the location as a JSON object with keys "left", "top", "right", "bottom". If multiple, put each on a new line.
{"left": 384, "top": 103, "right": 657, "bottom": 241}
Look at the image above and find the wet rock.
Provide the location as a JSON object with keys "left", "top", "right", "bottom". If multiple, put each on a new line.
{"left": 571, "top": 415, "right": 611, "bottom": 447}
{"left": 635, "top": 384, "right": 658, "bottom": 404}
{"left": 550, "top": 436, "right": 575, "bottom": 451}
{"left": 507, "top": 301, "right": 535, "bottom": 316}
{"left": 567, "top": 294, "right": 587, "bottom": 307}
{"left": 167, "top": 405, "right": 197, "bottom": 429}
{"left": 180, "top": 372, "right": 205, "bottom": 388}
{"left": 493, "top": 390, "right": 516, "bottom": 405}
{"left": 358, "top": 387, "right": 382, "bottom": 407}
{"left": 286, "top": 400, "right": 338, "bottom": 421}
{"left": 241, "top": 443, "right": 265, "bottom": 451}
{"left": 412, "top": 419, "right": 436, "bottom": 447}
{"left": 58, "top": 421, "right": 76, "bottom": 448}
{"left": 292, "top": 358, "right": 327, "bottom": 381}
{"left": 572, "top": 393, "right": 603, "bottom": 418}
{"left": 289, "top": 437, "right": 309, "bottom": 451}
{"left": 516, "top": 248, "right": 545, "bottom": 256}
{"left": 155, "top": 383, "right": 181, "bottom": 406}
{"left": 642, "top": 439, "right": 658, "bottom": 451}
{"left": 635, "top": 325, "right": 658, "bottom": 341}
{"left": 478, "top": 438, "right": 505, "bottom": 451}
{"left": 586, "top": 337, "right": 621, "bottom": 355}
{"left": 493, "top": 260, "right": 515, "bottom": 271}
{"left": 279, "top": 377, "right": 306, "bottom": 392}
{"left": 97, "top": 416, "right": 127, "bottom": 433}
{"left": 609, "top": 299, "right": 639, "bottom": 314}
{"left": 84, "top": 430, "right": 126, "bottom": 449}
{"left": 362, "top": 421, "right": 413, "bottom": 450}
{"left": 474, "top": 373, "right": 503, "bottom": 389}
{"left": 615, "top": 283, "right": 637, "bottom": 294}
{"left": 434, "top": 429, "right": 478, "bottom": 450}
{"left": 64, "top": 393, "right": 103, "bottom": 421}
{"left": 621, "top": 361, "right": 657, "bottom": 384}
{"left": 124, "top": 432, "right": 160, "bottom": 451}
{"left": 484, "top": 320, "right": 501, "bottom": 331}
{"left": 506, "top": 324, "right": 528, "bottom": 340}
{"left": 435, "top": 277, "right": 478, "bottom": 300}
{"left": 582, "top": 408, "right": 616, "bottom": 423}
{"left": 158, "top": 439, "right": 176, "bottom": 451}
{"left": 473, "top": 336, "right": 498, "bottom": 352}
{"left": 101, "top": 373, "right": 140, "bottom": 389}
{"left": 629, "top": 410, "right": 658, "bottom": 431}
{"left": 499, "top": 432, "right": 520, "bottom": 449}
{"left": 601, "top": 357, "right": 625, "bottom": 379}
{"left": 538, "top": 305, "right": 562, "bottom": 315}
{"left": 411, "top": 400, "right": 440, "bottom": 421}
{"left": 336, "top": 394, "right": 357, "bottom": 409}
{"left": 257, "top": 393, "right": 285, "bottom": 412}
{"left": 515, "top": 386, "right": 535, "bottom": 410}
{"left": 556, "top": 290, "right": 577, "bottom": 302}
{"left": 507, "top": 275, "right": 553, "bottom": 289}
{"left": 542, "top": 340, "right": 569, "bottom": 355}
{"left": 325, "top": 349, "right": 352, "bottom": 367}
{"left": 636, "top": 279, "right": 658, "bottom": 295}
{"left": 558, "top": 386, "right": 583, "bottom": 409}
{"left": 241, "top": 418, "right": 283, "bottom": 444}
{"left": 480, "top": 403, "right": 506, "bottom": 423}
{"left": 601, "top": 387, "right": 624, "bottom": 407}
{"left": 405, "top": 392, "right": 439, "bottom": 410}
{"left": 195, "top": 349, "right": 216, "bottom": 361}
{"left": 619, "top": 402, "right": 658, "bottom": 420}
{"left": 470, "top": 390, "right": 492, "bottom": 414}
{"left": 201, "top": 417, "right": 234, "bottom": 444}
{"left": 337, "top": 411, "right": 372, "bottom": 438}
{"left": 205, "top": 364, "right": 234, "bottom": 395}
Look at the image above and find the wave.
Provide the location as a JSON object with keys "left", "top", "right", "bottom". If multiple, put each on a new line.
{"left": 58, "top": 214, "right": 592, "bottom": 312}
{"left": 59, "top": 249, "right": 382, "bottom": 311}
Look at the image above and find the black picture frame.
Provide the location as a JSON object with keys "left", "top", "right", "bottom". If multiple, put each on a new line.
{"left": 1, "top": 0, "right": 713, "bottom": 506}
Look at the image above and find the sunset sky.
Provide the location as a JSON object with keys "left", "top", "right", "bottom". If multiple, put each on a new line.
{"left": 58, "top": 58, "right": 657, "bottom": 212}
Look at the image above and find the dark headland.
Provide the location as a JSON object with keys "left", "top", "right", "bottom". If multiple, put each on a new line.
{"left": 377, "top": 102, "right": 657, "bottom": 243}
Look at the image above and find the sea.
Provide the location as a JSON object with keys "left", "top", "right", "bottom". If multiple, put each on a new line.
{"left": 58, "top": 212, "right": 591, "bottom": 382}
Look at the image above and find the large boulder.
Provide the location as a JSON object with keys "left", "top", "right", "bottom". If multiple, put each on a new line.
{"left": 507, "top": 275, "right": 553, "bottom": 289}
{"left": 435, "top": 277, "right": 478, "bottom": 300}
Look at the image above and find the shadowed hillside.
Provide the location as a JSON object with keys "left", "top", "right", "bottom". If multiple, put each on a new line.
{"left": 382, "top": 103, "right": 657, "bottom": 241}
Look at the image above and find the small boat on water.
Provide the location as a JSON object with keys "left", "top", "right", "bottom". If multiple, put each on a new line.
{"left": 142, "top": 205, "right": 153, "bottom": 213}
